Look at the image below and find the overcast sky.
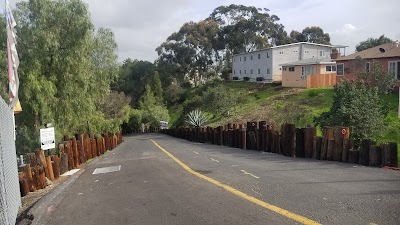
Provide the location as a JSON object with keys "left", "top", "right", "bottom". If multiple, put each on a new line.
{"left": 11, "top": 0, "right": 400, "bottom": 62}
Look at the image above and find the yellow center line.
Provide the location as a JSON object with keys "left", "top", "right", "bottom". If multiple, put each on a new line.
{"left": 150, "top": 139, "right": 321, "bottom": 225}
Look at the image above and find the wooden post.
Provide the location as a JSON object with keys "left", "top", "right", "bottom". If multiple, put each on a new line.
{"left": 64, "top": 141, "right": 74, "bottom": 170}
{"left": 304, "top": 127, "right": 317, "bottom": 158}
{"left": 266, "top": 124, "right": 274, "bottom": 152}
{"left": 72, "top": 138, "right": 79, "bottom": 168}
{"left": 91, "top": 138, "right": 97, "bottom": 157}
{"left": 295, "top": 127, "right": 305, "bottom": 157}
{"left": 19, "top": 172, "right": 30, "bottom": 197}
{"left": 31, "top": 166, "right": 40, "bottom": 190}
{"left": 359, "top": 139, "right": 374, "bottom": 166}
{"left": 45, "top": 156, "right": 55, "bottom": 182}
{"left": 327, "top": 140, "right": 335, "bottom": 161}
{"left": 271, "top": 131, "right": 279, "bottom": 154}
{"left": 246, "top": 122, "right": 257, "bottom": 150}
{"left": 381, "top": 142, "right": 398, "bottom": 167}
{"left": 259, "top": 121, "right": 267, "bottom": 151}
{"left": 21, "top": 164, "right": 36, "bottom": 192}
{"left": 86, "top": 136, "right": 92, "bottom": 160}
{"left": 59, "top": 143, "right": 68, "bottom": 175}
{"left": 104, "top": 132, "right": 109, "bottom": 150}
{"left": 36, "top": 149, "right": 50, "bottom": 179}
{"left": 342, "top": 139, "right": 352, "bottom": 162}
{"left": 102, "top": 137, "right": 106, "bottom": 154}
{"left": 312, "top": 137, "right": 323, "bottom": 160}
{"left": 280, "top": 124, "right": 295, "bottom": 157}
{"left": 240, "top": 125, "right": 246, "bottom": 150}
{"left": 369, "top": 145, "right": 382, "bottom": 167}
{"left": 321, "top": 127, "right": 334, "bottom": 160}
{"left": 348, "top": 150, "right": 359, "bottom": 164}
{"left": 37, "top": 166, "right": 46, "bottom": 189}
{"left": 76, "top": 134, "right": 86, "bottom": 164}
{"left": 218, "top": 126, "right": 223, "bottom": 146}
{"left": 235, "top": 125, "right": 240, "bottom": 148}
{"left": 51, "top": 155, "right": 60, "bottom": 180}
{"left": 333, "top": 127, "right": 349, "bottom": 162}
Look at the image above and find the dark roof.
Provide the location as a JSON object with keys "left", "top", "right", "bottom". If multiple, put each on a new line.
{"left": 336, "top": 42, "right": 400, "bottom": 61}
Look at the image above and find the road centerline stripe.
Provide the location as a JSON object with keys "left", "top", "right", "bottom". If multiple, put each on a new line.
{"left": 150, "top": 139, "right": 321, "bottom": 225}
{"left": 240, "top": 170, "right": 260, "bottom": 179}
{"left": 211, "top": 158, "right": 220, "bottom": 162}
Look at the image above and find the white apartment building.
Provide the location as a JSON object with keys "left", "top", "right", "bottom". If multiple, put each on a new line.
{"left": 232, "top": 42, "right": 346, "bottom": 82}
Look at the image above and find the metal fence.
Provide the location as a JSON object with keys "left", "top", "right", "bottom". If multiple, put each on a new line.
{"left": 0, "top": 96, "right": 21, "bottom": 225}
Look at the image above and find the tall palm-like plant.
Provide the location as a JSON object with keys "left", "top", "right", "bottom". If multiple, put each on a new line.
{"left": 185, "top": 110, "right": 209, "bottom": 127}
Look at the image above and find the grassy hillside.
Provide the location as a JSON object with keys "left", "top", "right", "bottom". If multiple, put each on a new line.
{"left": 169, "top": 80, "right": 400, "bottom": 162}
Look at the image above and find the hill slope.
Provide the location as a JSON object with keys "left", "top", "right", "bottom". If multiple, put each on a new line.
{"left": 169, "top": 81, "right": 400, "bottom": 162}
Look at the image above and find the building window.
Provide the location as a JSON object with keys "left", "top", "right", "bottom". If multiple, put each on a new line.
{"left": 304, "top": 50, "right": 309, "bottom": 54}
{"left": 258, "top": 69, "right": 261, "bottom": 74}
{"left": 267, "top": 52, "right": 269, "bottom": 58}
{"left": 301, "top": 66, "right": 305, "bottom": 79}
{"left": 326, "top": 65, "right": 337, "bottom": 72}
{"left": 258, "top": 54, "right": 260, "bottom": 59}
{"left": 336, "top": 64, "right": 344, "bottom": 76}
{"left": 234, "top": 70, "right": 236, "bottom": 74}
{"left": 326, "top": 66, "right": 332, "bottom": 72}
{"left": 289, "top": 67, "right": 295, "bottom": 72}
{"left": 267, "top": 68, "right": 270, "bottom": 74}
{"left": 293, "top": 50, "right": 298, "bottom": 53}
{"left": 245, "top": 70, "right": 247, "bottom": 74}
{"left": 240, "top": 70, "right": 242, "bottom": 74}
{"left": 244, "top": 56, "right": 246, "bottom": 61}
{"left": 365, "top": 62, "right": 370, "bottom": 73}
{"left": 240, "top": 57, "right": 242, "bottom": 62}
{"left": 251, "top": 55, "right": 253, "bottom": 60}
{"left": 389, "top": 61, "right": 400, "bottom": 80}
{"left": 283, "top": 67, "right": 287, "bottom": 71}
{"left": 251, "top": 69, "right": 253, "bottom": 74}
{"left": 279, "top": 51, "right": 284, "bottom": 55}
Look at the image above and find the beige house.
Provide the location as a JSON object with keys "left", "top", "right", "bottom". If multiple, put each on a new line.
{"left": 280, "top": 58, "right": 337, "bottom": 88}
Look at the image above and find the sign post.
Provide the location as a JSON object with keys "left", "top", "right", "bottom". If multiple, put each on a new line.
{"left": 40, "top": 127, "right": 55, "bottom": 151}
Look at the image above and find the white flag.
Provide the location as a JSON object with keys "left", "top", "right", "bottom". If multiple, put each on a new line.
{"left": 6, "top": 0, "right": 19, "bottom": 109}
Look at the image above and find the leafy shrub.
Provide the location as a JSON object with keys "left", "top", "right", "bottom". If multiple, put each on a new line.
{"left": 202, "top": 84, "right": 248, "bottom": 116}
{"left": 185, "top": 110, "right": 210, "bottom": 127}
{"left": 315, "top": 79, "right": 387, "bottom": 144}
{"left": 122, "top": 109, "right": 142, "bottom": 134}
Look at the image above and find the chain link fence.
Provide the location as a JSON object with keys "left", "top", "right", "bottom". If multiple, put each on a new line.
{"left": 0, "top": 96, "right": 21, "bottom": 225}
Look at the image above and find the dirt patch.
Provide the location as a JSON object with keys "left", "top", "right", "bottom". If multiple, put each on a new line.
{"left": 16, "top": 176, "right": 68, "bottom": 223}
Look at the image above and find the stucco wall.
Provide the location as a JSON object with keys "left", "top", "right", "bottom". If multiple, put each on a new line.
{"left": 282, "top": 64, "right": 337, "bottom": 88}
{"left": 282, "top": 65, "right": 307, "bottom": 87}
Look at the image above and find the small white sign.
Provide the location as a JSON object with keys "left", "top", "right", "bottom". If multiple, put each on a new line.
{"left": 40, "top": 127, "right": 55, "bottom": 150}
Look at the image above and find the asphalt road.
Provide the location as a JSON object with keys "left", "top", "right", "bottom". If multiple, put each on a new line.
{"left": 42, "top": 134, "right": 400, "bottom": 225}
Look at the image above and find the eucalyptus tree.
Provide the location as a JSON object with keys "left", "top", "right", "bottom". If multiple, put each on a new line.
{"left": 156, "top": 20, "right": 219, "bottom": 86}
{"left": 13, "top": 0, "right": 119, "bottom": 150}
{"left": 209, "top": 4, "right": 291, "bottom": 54}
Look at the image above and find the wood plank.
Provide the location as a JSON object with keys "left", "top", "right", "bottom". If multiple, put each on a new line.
{"left": 45, "top": 156, "right": 55, "bottom": 182}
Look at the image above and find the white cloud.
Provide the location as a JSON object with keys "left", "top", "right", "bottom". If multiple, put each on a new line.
{"left": 6, "top": 0, "right": 400, "bottom": 61}
{"left": 342, "top": 24, "right": 357, "bottom": 32}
